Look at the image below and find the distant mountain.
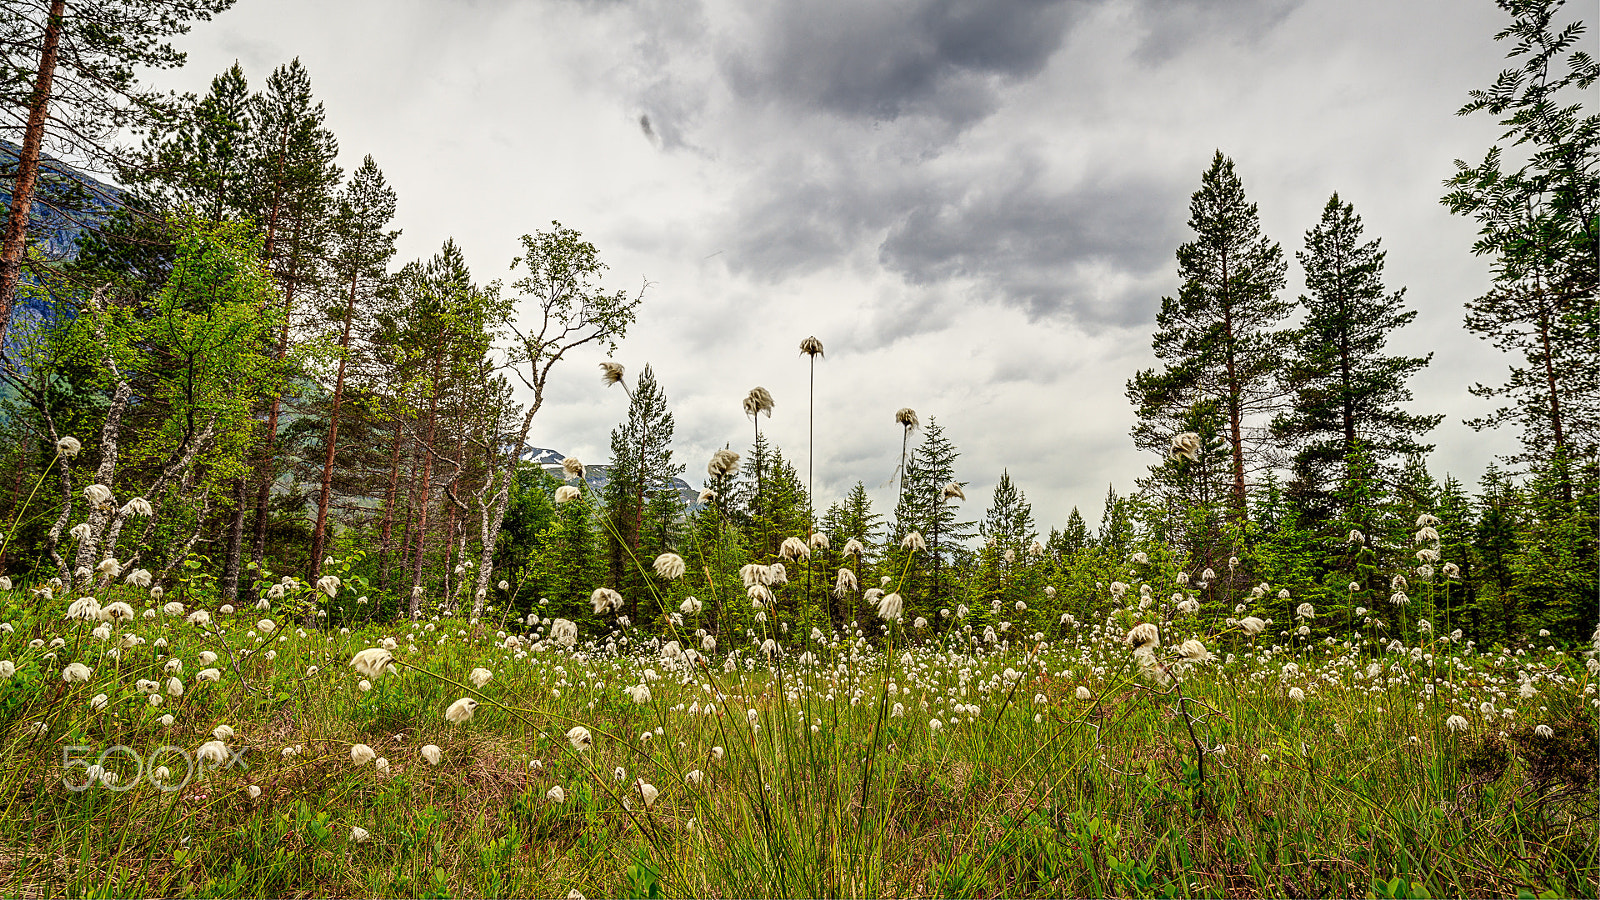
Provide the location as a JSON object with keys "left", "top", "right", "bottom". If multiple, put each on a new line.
{"left": 523, "top": 446, "right": 702, "bottom": 509}
{"left": 0, "top": 139, "right": 124, "bottom": 367}
{"left": 0, "top": 138, "right": 123, "bottom": 262}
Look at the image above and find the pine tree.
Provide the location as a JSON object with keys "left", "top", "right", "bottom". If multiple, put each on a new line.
{"left": 890, "top": 419, "right": 972, "bottom": 609}
{"left": 1055, "top": 507, "right": 1089, "bottom": 557}
{"left": 308, "top": 155, "right": 398, "bottom": 580}
{"left": 1276, "top": 194, "right": 1441, "bottom": 518}
{"left": 1, "top": 0, "right": 235, "bottom": 346}
{"left": 135, "top": 62, "right": 252, "bottom": 219}
{"left": 388, "top": 240, "right": 500, "bottom": 616}
{"left": 1443, "top": 0, "right": 1600, "bottom": 467}
{"left": 232, "top": 58, "right": 342, "bottom": 600}
{"left": 820, "top": 481, "right": 881, "bottom": 627}
{"left": 603, "top": 363, "right": 683, "bottom": 621}
{"left": 1127, "top": 151, "right": 1291, "bottom": 521}
{"left": 1096, "top": 485, "right": 1133, "bottom": 560}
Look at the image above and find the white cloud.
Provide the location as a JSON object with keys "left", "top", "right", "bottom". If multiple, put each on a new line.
{"left": 159, "top": 0, "right": 1526, "bottom": 528}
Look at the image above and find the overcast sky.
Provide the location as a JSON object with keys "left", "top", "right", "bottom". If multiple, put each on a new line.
{"left": 155, "top": 0, "right": 1543, "bottom": 532}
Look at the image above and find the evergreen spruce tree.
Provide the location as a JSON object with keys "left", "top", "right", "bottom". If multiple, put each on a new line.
{"left": 820, "top": 481, "right": 881, "bottom": 627}
{"left": 1127, "top": 151, "right": 1291, "bottom": 521}
{"left": 979, "top": 471, "right": 1036, "bottom": 551}
{"left": 1472, "top": 464, "right": 1521, "bottom": 642}
{"left": 1432, "top": 474, "right": 1477, "bottom": 640}
{"left": 602, "top": 364, "right": 683, "bottom": 622}
{"left": 1096, "top": 485, "right": 1133, "bottom": 560}
{"left": 889, "top": 419, "right": 973, "bottom": 610}
{"left": 975, "top": 470, "right": 1038, "bottom": 622}
{"left": 1507, "top": 454, "right": 1597, "bottom": 643}
{"left": 1054, "top": 508, "right": 1089, "bottom": 558}
{"left": 1135, "top": 399, "right": 1230, "bottom": 573}
{"left": 1275, "top": 193, "right": 1440, "bottom": 518}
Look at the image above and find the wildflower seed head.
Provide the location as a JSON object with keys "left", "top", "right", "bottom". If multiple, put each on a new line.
{"left": 566, "top": 726, "right": 593, "bottom": 751}
{"left": 653, "top": 553, "right": 687, "bottom": 580}
{"left": 707, "top": 449, "right": 740, "bottom": 477}
{"left": 743, "top": 387, "right": 775, "bottom": 417}
{"left": 779, "top": 537, "right": 810, "bottom": 561}
{"left": 590, "top": 587, "right": 624, "bottom": 614}
{"left": 561, "top": 456, "right": 585, "bottom": 480}
{"left": 1125, "top": 622, "right": 1160, "bottom": 650}
{"left": 1170, "top": 432, "right": 1201, "bottom": 461}
{"left": 445, "top": 697, "right": 478, "bottom": 723}
{"left": 550, "top": 618, "right": 579, "bottom": 647}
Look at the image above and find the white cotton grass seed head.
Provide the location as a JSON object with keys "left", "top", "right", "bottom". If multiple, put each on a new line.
{"left": 743, "top": 386, "right": 775, "bottom": 417}
{"left": 445, "top": 698, "right": 478, "bottom": 723}
{"left": 636, "top": 779, "right": 660, "bottom": 807}
{"left": 351, "top": 744, "right": 376, "bottom": 765}
{"left": 469, "top": 668, "right": 493, "bottom": 688}
{"left": 1177, "top": 639, "right": 1214, "bottom": 663}
{"left": 652, "top": 553, "right": 686, "bottom": 580}
{"left": 566, "top": 726, "right": 593, "bottom": 750}
{"left": 707, "top": 449, "right": 740, "bottom": 477}
{"left": 561, "top": 456, "right": 585, "bottom": 480}
{"left": 350, "top": 648, "right": 394, "bottom": 678}
{"left": 599, "top": 361, "right": 625, "bottom": 386}
{"left": 1170, "top": 432, "right": 1201, "bottom": 461}
{"left": 421, "top": 745, "right": 443, "bottom": 765}
{"left": 1125, "top": 623, "right": 1159, "bottom": 650}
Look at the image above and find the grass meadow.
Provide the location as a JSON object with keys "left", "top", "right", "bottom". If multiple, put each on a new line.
{"left": 0, "top": 559, "right": 1595, "bottom": 899}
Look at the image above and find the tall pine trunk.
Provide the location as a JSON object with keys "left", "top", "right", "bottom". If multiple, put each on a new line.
{"left": 407, "top": 355, "right": 444, "bottom": 617}
{"left": 377, "top": 415, "right": 405, "bottom": 590}
{"left": 309, "top": 272, "right": 358, "bottom": 580}
{"left": 1220, "top": 250, "right": 1247, "bottom": 521}
{"left": 0, "top": 0, "right": 64, "bottom": 347}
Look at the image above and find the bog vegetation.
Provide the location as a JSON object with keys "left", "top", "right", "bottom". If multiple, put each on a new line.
{"left": 0, "top": 0, "right": 1595, "bottom": 897}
